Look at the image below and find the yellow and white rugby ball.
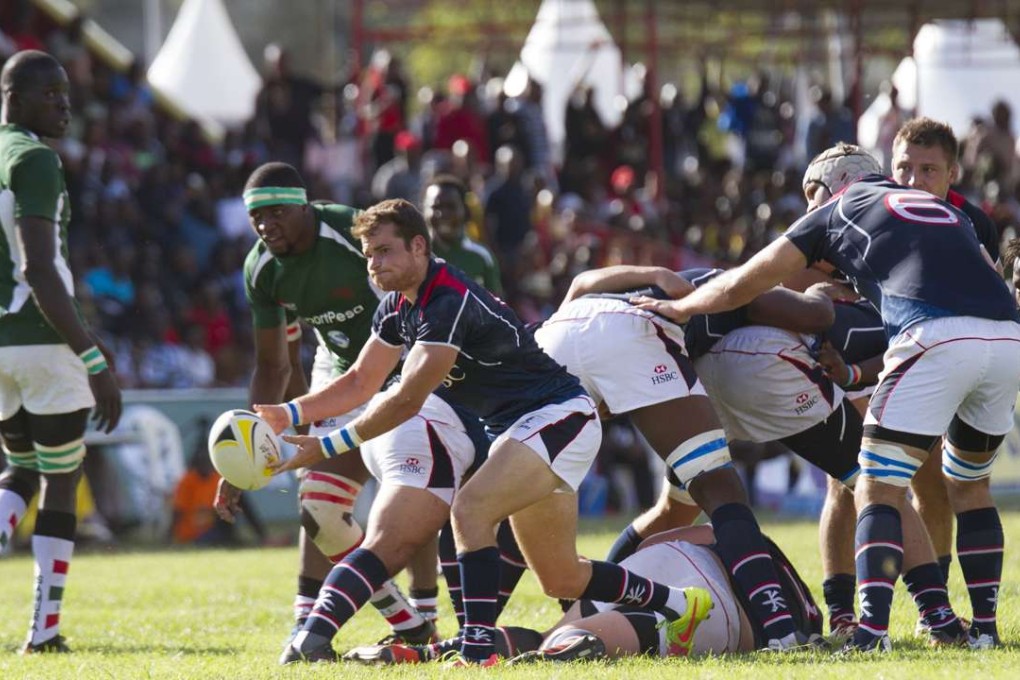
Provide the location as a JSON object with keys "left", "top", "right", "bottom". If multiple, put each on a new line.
{"left": 207, "top": 409, "right": 281, "bottom": 490}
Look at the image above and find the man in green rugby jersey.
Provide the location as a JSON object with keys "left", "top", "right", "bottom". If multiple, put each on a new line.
{"left": 0, "top": 50, "right": 121, "bottom": 654}
{"left": 423, "top": 175, "right": 502, "bottom": 295}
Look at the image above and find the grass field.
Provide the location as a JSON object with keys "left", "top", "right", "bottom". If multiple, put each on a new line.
{"left": 1, "top": 514, "right": 1019, "bottom": 679}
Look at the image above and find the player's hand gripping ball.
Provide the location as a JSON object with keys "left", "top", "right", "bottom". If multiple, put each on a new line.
{"left": 207, "top": 409, "right": 281, "bottom": 490}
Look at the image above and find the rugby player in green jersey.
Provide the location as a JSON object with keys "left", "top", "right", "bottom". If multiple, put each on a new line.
{"left": 212, "top": 163, "right": 438, "bottom": 659}
{"left": 423, "top": 175, "right": 502, "bottom": 295}
{"left": 0, "top": 50, "right": 122, "bottom": 654}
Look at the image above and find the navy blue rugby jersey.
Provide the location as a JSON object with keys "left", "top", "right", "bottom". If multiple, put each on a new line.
{"left": 785, "top": 175, "right": 1019, "bottom": 338}
{"left": 373, "top": 259, "right": 584, "bottom": 435}
{"left": 677, "top": 269, "right": 752, "bottom": 360}
{"left": 947, "top": 189, "right": 1000, "bottom": 263}
{"left": 823, "top": 300, "right": 886, "bottom": 364}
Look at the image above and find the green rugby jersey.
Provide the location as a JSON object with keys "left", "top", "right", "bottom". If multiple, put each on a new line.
{"left": 244, "top": 203, "right": 381, "bottom": 373}
{"left": 0, "top": 124, "right": 74, "bottom": 346}
{"left": 432, "top": 235, "right": 502, "bottom": 295}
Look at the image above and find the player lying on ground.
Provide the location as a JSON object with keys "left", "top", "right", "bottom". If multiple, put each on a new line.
{"left": 347, "top": 525, "right": 821, "bottom": 664}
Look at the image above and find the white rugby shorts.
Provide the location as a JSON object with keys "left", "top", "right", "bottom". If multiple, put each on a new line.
{"left": 360, "top": 391, "right": 475, "bottom": 504}
{"left": 693, "top": 326, "right": 844, "bottom": 442}
{"left": 535, "top": 297, "right": 705, "bottom": 417}
{"left": 866, "top": 316, "right": 1020, "bottom": 437}
{"left": 592, "top": 540, "right": 742, "bottom": 655}
{"left": 494, "top": 394, "right": 602, "bottom": 492}
{"left": 0, "top": 344, "right": 94, "bottom": 419}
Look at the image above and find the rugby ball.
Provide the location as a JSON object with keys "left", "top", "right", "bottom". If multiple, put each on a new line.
{"left": 207, "top": 409, "right": 281, "bottom": 490}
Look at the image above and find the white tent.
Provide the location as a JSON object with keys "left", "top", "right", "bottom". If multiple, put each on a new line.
{"left": 147, "top": 0, "right": 261, "bottom": 131}
{"left": 859, "top": 19, "right": 1020, "bottom": 149}
{"left": 506, "top": 0, "right": 640, "bottom": 162}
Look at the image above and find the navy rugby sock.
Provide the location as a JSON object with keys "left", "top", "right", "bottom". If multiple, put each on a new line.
{"left": 438, "top": 521, "right": 466, "bottom": 631}
{"left": 903, "top": 562, "right": 963, "bottom": 637}
{"left": 852, "top": 504, "right": 902, "bottom": 645}
{"left": 301, "top": 548, "right": 389, "bottom": 643}
{"left": 606, "top": 523, "right": 643, "bottom": 563}
{"left": 458, "top": 547, "right": 501, "bottom": 661}
{"left": 496, "top": 520, "right": 527, "bottom": 616}
{"left": 710, "top": 503, "right": 797, "bottom": 643}
{"left": 956, "top": 507, "right": 1003, "bottom": 639}
{"left": 822, "top": 573, "right": 857, "bottom": 629}
{"left": 937, "top": 554, "right": 952, "bottom": 584}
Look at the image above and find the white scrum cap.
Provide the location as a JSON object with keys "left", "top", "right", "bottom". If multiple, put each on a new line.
{"left": 802, "top": 143, "right": 882, "bottom": 195}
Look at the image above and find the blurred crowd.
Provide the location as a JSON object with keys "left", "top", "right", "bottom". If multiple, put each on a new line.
{"left": 1, "top": 5, "right": 1019, "bottom": 399}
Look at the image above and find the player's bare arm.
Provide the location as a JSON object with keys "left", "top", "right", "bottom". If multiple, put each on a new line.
{"left": 562, "top": 265, "right": 693, "bottom": 305}
{"left": 19, "top": 214, "right": 121, "bottom": 432}
{"left": 631, "top": 237, "right": 808, "bottom": 323}
{"left": 249, "top": 325, "right": 292, "bottom": 406}
{"left": 745, "top": 285, "right": 835, "bottom": 333}
{"left": 216, "top": 323, "right": 292, "bottom": 522}
{"left": 272, "top": 343, "right": 456, "bottom": 472}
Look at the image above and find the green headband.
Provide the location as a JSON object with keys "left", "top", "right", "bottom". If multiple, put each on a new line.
{"left": 243, "top": 186, "right": 308, "bottom": 210}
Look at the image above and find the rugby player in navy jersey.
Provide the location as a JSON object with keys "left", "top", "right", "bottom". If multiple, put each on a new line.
{"left": 633, "top": 143, "right": 1020, "bottom": 652}
{"left": 267, "top": 199, "right": 712, "bottom": 665}
{"left": 889, "top": 118, "right": 1002, "bottom": 595}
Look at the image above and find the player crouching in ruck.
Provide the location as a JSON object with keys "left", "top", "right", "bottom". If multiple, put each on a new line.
{"left": 266, "top": 199, "right": 713, "bottom": 666}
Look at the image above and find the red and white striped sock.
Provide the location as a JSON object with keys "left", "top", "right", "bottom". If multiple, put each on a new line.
{"left": 370, "top": 580, "right": 428, "bottom": 633}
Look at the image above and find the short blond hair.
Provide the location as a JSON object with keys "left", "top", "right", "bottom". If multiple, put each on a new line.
{"left": 893, "top": 117, "right": 958, "bottom": 164}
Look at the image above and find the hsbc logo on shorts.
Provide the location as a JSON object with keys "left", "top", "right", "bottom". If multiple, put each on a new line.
{"left": 794, "top": 393, "right": 819, "bottom": 415}
{"left": 651, "top": 365, "right": 679, "bottom": 385}
{"left": 399, "top": 457, "right": 425, "bottom": 475}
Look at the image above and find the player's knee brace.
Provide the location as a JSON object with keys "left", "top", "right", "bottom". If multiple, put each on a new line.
{"left": 665, "top": 429, "right": 731, "bottom": 489}
{"left": 947, "top": 416, "right": 1005, "bottom": 455}
{"left": 34, "top": 437, "right": 86, "bottom": 474}
{"left": 858, "top": 441, "right": 921, "bottom": 487}
{"left": 298, "top": 471, "right": 364, "bottom": 562}
{"left": 942, "top": 447, "right": 997, "bottom": 482}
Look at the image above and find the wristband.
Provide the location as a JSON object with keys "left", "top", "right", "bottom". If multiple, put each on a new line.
{"left": 841, "top": 364, "right": 862, "bottom": 388}
{"left": 319, "top": 425, "right": 364, "bottom": 459}
{"left": 78, "top": 346, "right": 109, "bottom": 375}
{"left": 284, "top": 401, "right": 304, "bottom": 427}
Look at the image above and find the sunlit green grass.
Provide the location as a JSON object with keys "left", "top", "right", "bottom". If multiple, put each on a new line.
{"left": 1, "top": 515, "right": 1019, "bottom": 678}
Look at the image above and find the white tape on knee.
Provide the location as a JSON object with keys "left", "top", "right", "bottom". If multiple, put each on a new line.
{"left": 665, "top": 429, "right": 731, "bottom": 488}
{"left": 858, "top": 442, "right": 920, "bottom": 487}
{"left": 298, "top": 472, "right": 364, "bottom": 562}
{"left": 667, "top": 481, "right": 698, "bottom": 506}
{"left": 942, "top": 447, "right": 997, "bottom": 482}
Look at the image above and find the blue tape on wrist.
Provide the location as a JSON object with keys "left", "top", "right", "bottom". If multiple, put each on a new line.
{"left": 321, "top": 435, "right": 338, "bottom": 458}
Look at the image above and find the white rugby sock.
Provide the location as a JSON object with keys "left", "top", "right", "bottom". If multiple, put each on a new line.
{"left": 370, "top": 580, "right": 428, "bottom": 632}
{"left": 29, "top": 534, "right": 74, "bottom": 644}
